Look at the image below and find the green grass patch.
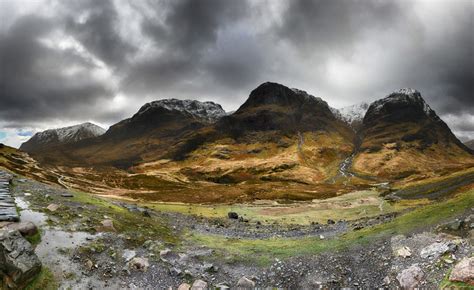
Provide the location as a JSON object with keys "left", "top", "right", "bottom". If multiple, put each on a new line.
{"left": 146, "top": 190, "right": 403, "bottom": 225}
{"left": 25, "top": 267, "right": 58, "bottom": 290}
{"left": 188, "top": 188, "right": 474, "bottom": 265}
{"left": 26, "top": 230, "right": 42, "bottom": 246}
{"left": 68, "top": 190, "right": 178, "bottom": 246}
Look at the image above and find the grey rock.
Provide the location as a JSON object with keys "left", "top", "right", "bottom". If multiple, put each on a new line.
{"left": 6, "top": 222, "right": 38, "bottom": 237}
{"left": 396, "top": 264, "right": 424, "bottom": 289}
{"left": 0, "top": 230, "right": 42, "bottom": 289}
{"left": 449, "top": 257, "right": 473, "bottom": 284}
{"left": 228, "top": 212, "right": 239, "bottom": 219}
{"left": 236, "top": 276, "right": 256, "bottom": 288}
{"left": 420, "top": 242, "right": 450, "bottom": 259}
{"left": 191, "top": 279, "right": 208, "bottom": 289}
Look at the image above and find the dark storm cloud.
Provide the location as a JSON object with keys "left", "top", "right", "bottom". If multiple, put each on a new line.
{"left": 0, "top": 15, "right": 112, "bottom": 125}
{"left": 123, "top": 0, "right": 249, "bottom": 94}
{"left": 61, "top": 0, "right": 135, "bottom": 67}
{"left": 277, "top": 0, "right": 406, "bottom": 53}
{"left": 0, "top": 0, "right": 473, "bottom": 145}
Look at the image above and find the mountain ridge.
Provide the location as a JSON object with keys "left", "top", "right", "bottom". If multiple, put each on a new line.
{"left": 20, "top": 122, "right": 105, "bottom": 153}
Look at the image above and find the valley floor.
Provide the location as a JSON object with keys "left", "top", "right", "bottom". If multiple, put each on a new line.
{"left": 2, "top": 169, "right": 473, "bottom": 289}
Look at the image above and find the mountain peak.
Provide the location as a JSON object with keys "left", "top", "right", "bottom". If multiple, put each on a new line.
{"left": 366, "top": 88, "right": 436, "bottom": 122}
{"left": 20, "top": 122, "right": 105, "bottom": 152}
{"left": 135, "top": 98, "right": 226, "bottom": 123}
{"left": 239, "top": 82, "right": 329, "bottom": 112}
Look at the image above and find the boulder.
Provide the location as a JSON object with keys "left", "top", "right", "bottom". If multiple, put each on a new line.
{"left": 449, "top": 257, "right": 473, "bottom": 285}
{"left": 46, "top": 203, "right": 60, "bottom": 212}
{"left": 396, "top": 264, "right": 424, "bottom": 289}
{"left": 420, "top": 242, "right": 450, "bottom": 259}
{"left": 128, "top": 257, "right": 149, "bottom": 272}
{"left": 7, "top": 221, "right": 38, "bottom": 237}
{"left": 0, "top": 230, "right": 42, "bottom": 289}
{"left": 237, "top": 276, "right": 256, "bottom": 288}
{"left": 191, "top": 279, "right": 208, "bottom": 289}
{"left": 96, "top": 219, "right": 116, "bottom": 232}
{"left": 178, "top": 283, "right": 191, "bottom": 290}
{"left": 396, "top": 246, "right": 412, "bottom": 258}
{"left": 122, "top": 249, "right": 136, "bottom": 262}
{"left": 228, "top": 212, "right": 239, "bottom": 219}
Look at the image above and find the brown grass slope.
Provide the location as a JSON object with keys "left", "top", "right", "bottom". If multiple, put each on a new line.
{"left": 354, "top": 90, "right": 474, "bottom": 180}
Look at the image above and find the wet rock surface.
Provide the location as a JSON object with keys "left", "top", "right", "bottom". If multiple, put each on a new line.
{"left": 0, "top": 229, "right": 42, "bottom": 289}
{"left": 0, "top": 172, "right": 19, "bottom": 222}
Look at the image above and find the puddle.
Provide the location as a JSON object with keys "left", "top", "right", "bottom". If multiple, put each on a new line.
{"left": 15, "top": 197, "right": 47, "bottom": 226}
{"left": 15, "top": 196, "right": 115, "bottom": 288}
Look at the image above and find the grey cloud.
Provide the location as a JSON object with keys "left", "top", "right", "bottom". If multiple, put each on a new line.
{"left": 123, "top": 0, "right": 250, "bottom": 95}
{"left": 61, "top": 0, "right": 135, "bottom": 67}
{"left": 277, "top": 0, "right": 408, "bottom": 54}
{"left": 0, "top": 0, "right": 473, "bottom": 144}
{"left": 0, "top": 15, "right": 113, "bottom": 126}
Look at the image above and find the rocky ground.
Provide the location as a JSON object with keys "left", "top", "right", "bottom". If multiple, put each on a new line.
{"left": 1, "top": 170, "right": 473, "bottom": 289}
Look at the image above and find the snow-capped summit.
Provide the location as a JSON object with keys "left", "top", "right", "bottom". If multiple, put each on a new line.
{"left": 368, "top": 88, "right": 435, "bottom": 118}
{"left": 136, "top": 99, "right": 226, "bottom": 123}
{"left": 332, "top": 102, "right": 369, "bottom": 128}
{"left": 20, "top": 122, "right": 105, "bottom": 153}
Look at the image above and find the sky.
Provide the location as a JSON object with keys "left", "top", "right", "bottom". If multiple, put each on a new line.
{"left": 0, "top": 0, "right": 473, "bottom": 147}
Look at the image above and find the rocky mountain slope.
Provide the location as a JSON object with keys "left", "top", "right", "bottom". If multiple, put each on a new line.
{"left": 136, "top": 82, "right": 355, "bottom": 185}
{"left": 353, "top": 88, "right": 473, "bottom": 179}
{"left": 20, "top": 122, "right": 105, "bottom": 153}
{"left": 22, "top": 84, "right": 474, "bottom": 191}
{"left": 464, "top": 139, "right": 474, "bottom": 150}
{"left": 27, "top": 99, "right": 226, "bottom": 168}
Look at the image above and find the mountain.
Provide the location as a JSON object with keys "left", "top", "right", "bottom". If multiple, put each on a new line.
{"left": 20, "top": 122, "right": 105, "bottom": 153}
{"left": 353, "top": 88, "right": 473, "bottom": 179}
{"left": 216, "top": 83, "right": 350, "bottom": 135}
{"left": 28, "top": 99, "right": 226, "bottom": 168}
{"left": 464, "top": 140, "right": 474, "bottom": 150}
{"left": 152, "top": 82, "right": 356, "bottom": 184}
{"left": 332, "top": 102, "right": 369, "bottom": 130}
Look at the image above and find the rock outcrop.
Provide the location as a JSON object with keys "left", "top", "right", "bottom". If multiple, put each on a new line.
{"left": 0, "top": 230, "right": 42, "bottom": 289}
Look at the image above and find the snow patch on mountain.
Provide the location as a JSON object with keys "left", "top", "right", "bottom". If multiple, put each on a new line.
{"left": 137, "top": 99, "right": 226, "bottom": 123}
{"left": 20, "top": 122, "right": 105, "bottom": 151}
{"left": 370, "top": 88, "right": 434, "bottom": 116}
{"left": 332, "top": 102, "right": 369, "bottom": 125}
{"left": 33, "top": 123, "right": 105, "bottom": 143}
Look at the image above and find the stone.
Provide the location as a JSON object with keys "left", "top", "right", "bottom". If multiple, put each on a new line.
{"left": 0, "top": 230, "right": 42, "bottom": 289}
{"left": 61, "top": 193, "right": 74, "bottom": 198}
{"left": 46, "top": 203, "right": 60, "bottom": 212}
{"left": 396, "top": 264, "right": 424, "bottom": 289}
{"left": 191, "top": 279, "right": 208, "bottom": 289}
{"left": 122, "top": 249, "right": 136, "bottom": 262}
{"left": 420, "top": 242, "right": 450, "bottom": 259}
{"left": 85, "top": 259, "right": 94, "bottom": 271}
{"left": 160, "top": 248, "right": 179, "bottom": 263}
{"left": 228, "top": 212, "right": 239, "bottom": 219}
{"left": 178, "top": 283, "right": 191, "bottom": 290}
{"left": 7, "top": 222, "right": 38, "bottom": 237}
{"left": 237, "top": 276, "right": 256, "bottom": 288}
{"left": 449, "top": 257, "right": 473, "bottom": 285}
{"left": 98, "top": 219, "right": 116, "bottom": 232}
{"left": 128, "top": 257, "right": 149, "bottom": 272}
{"left": 396, "top": 246, "right": 412, "bottom": 258}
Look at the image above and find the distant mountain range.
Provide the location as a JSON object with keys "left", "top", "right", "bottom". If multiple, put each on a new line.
{"left": 20, "top": 122, "right": 105, "bottom": 153}
{"left": 20, "top": 82, "right": 473, "bottom": 184}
